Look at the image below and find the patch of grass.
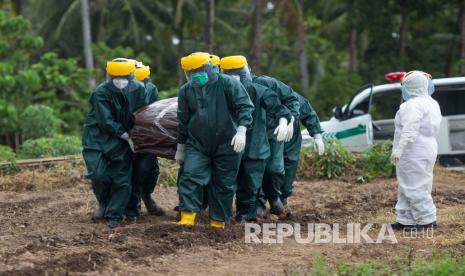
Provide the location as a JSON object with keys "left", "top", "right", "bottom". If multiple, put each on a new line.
{"left": 298, "top": 139, "right": 352, "bottom": 180}
{"left": 157, "top": 158, "right": 179, "bottom": 187}
{"left": 0, "top": 145, "right": 18, "bottom": 174}
{"left": 0, "top": 159, "right": 85, "bottom": 192}
{"left": 309, "top": 254, "right": 329, "bottom": 276}
{"left": 306, "top": 254, "right": 465, "bottom": 275}
{"left": 20, "top": 135, "right": 82, "bottom": 159}
{"left": 357, "top": 142, "right": 395, "bottom": 183}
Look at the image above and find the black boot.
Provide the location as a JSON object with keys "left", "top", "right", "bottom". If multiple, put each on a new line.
{"left": 390, "top": 222, "right": 414, "bottom": 230}
{"left": 107, "top": 220, "right": 124, "bottom": 229}
{"left": 92, "top": 203, "right": 105, "bottom": 222}
{"left": 142, "top": 194, "right": 165, "bottom": 216}
{"left": 270, "top": 197, "right": 285, "bottom": 216}
{"left": 415, "top": 221, "right": 437, "bottom": 229}
{"left": 256, "top": 205, "right": 266, "bottom": 220}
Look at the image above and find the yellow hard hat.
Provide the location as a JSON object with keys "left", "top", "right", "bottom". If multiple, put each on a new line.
{"left": 220, "top": 55, "right": 247, "bottom": 70}
{"left": 106, "top": 58, "right": 136, "bottom": 76}
{"left": 190, "top": 52, "right": 219, "bottom": 65}
{"left": 135, "top": 64, "right": 151, "bottom": 81}
{"left": 210, "top": 55, "right": 220, "bottom": 66}
{"left": 181, "top": 52, "right": 211, "bottom": 71}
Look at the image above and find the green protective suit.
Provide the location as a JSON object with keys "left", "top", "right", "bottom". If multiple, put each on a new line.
{"left": 177, "top": 74, "right": 254, "bottom": 222}
{"left": 252, "top": 76, "right": 300, "bottom": 205}
{"left": 125, "top": 79, "right": 160, "bottom": 217}
{"left": 82, "top": 79, "right": 147, "bottom": 222}
{"left": 236, "top": 81, "right": 291, "bottom": 221}
{"left": 281, "top": 92, "right": 322, "bottom": 205}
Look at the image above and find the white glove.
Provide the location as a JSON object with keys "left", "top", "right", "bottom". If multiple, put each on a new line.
{"left": 121, "top": 132, "right": 135, "bottom": 153}
{"left": 313, "top": 134, "right": 325, "bottom": 156}
{"left": 175, "top": 144, "right": 186, "bottom": 164}
{"left": 391, "top": 140, "right": 408, "bottom": 165}
{"left": 274, "top": 118, "right": 288, "bottom": 142}
{"left": 284, "top": 116, "right": 295, "bottom": 142}
{"left": 231, "top": 126, "right": 247, "bottom": 153}
{"left": 390, "top": 148, "right": 402, "bottom": 165}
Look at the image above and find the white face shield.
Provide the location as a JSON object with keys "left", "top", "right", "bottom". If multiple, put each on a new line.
{"left": 112, "top": 78, "right": 129, "bottom": 89}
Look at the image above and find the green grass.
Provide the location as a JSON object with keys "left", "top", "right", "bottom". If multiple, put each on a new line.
{"left": 305, "top": 253, "right": 465, "bottom": 276}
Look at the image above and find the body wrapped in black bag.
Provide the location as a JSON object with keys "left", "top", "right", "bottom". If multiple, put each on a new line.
{"left": 129, "top": 97, "right": 178, "bottom": 159}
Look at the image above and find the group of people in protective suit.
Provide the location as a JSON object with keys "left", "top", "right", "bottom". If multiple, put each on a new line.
{"left": 82, "top": 53, "right": 441, "bottom": 231}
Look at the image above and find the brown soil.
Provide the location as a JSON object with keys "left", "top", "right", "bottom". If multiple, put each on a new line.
{"left": 0, "top": 165, "right": 464, "bottom": 275}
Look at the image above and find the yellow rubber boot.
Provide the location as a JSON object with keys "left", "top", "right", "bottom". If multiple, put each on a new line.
{"left": 210, "top": 220, "right": 225, "bottom": 229}
{"left": 177, "top": 211, "right": 197, "bottom": 226}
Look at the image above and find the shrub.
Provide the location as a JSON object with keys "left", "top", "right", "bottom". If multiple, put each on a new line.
{"left": 357, "top": 142, "right": 395, "bottom": 183}
{"left": 20, "top": 104, "right": 61, "bottom": 140}
{"left": 0, "top": 145, "right": 16, "bottom": 163}
{"left": 298, "top": 139, "right": 352, "bottom": 180}
{"left": 0, "top": 145, "right": 17, "bottom": 174}
{"left": 20, "top": 135, "right": 81, "bottom": 159}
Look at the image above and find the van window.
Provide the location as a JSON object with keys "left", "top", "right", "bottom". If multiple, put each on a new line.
{"left": 433, "top": 85, "right": 465, "bottom": 115}
{"left": 350, "top": 89, "right": 401, "bottom": 120}
{"left": 370, "top": 90, "right": 402, "bottom": 120}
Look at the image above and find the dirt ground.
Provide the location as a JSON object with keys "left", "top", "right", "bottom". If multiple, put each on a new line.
{"left": 0, "top": 163, "right": 464, "bottom": 275}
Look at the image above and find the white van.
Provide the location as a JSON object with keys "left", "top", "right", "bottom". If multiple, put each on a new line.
{"left": 302, "top": 76, "right": 465, "bottom": 158}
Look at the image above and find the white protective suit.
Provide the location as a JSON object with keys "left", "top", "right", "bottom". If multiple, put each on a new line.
{"left": 392, "top": 73, "right": 442, "bottom": 225}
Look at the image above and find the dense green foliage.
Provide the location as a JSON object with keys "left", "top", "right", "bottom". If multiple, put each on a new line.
{"left": 20, "top": 135, "right": 82, "bottom": 159}
{"left": 0, "top": 145, "right": 16, "bottom": 163}
{"left": 357, "top": 142, "right": 396, "bottom": 183}
{"left": 20, "top": 105, "right": 61, "bottom": 140}
{"left": 299, "top": 140, "right": 352, "bottom": 179}
{"left": 0, "top": 10, "right": 90, "bottom": 150}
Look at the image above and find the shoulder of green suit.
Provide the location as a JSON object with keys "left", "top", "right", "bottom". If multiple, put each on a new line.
{"left": 294, "top": 92, "right": 308, "bottom": 106}
{"left": 129, "top": 79, "right": 146, "bottom": 91}
{"left": 248, "top": 82, "right": 275, "bottom": 99}
{"left": 253, "top": 75, "right": 274, "bottom": 86}
{"left": 217, "top": 73, "right": 242, "bottom": 86}
{"left": 90, "top": 82, "right": 114, "bottom": 101}
{"left": 178, "top": 81, "right": 191, "bottom": 93}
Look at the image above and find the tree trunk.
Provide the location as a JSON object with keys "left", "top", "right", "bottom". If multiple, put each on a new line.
{"left": 96, "top": 0, "right": 106, "bottom": 43}
{"left": 5, "top": 134, "right": 11, "bottom": 149}
{"left": 80, "top": 0, "right": 96, "bottom": 88}
{"left": 11, "top": 0, "right": 23, "bottom": 15}
{"left": 249, "top": 0, "right": 264, "bottom": 75}
{"left": 399, "top": 1, "right": 408, "bottom": 70}
{"left": 349, "top": 29, "right": 358, "bottom": 72}
{"left": 206, "top": 0, "right": 215, "bottom": 53}
{"left": 459, "top": 0, "right": 465, "bottom": 74}
{"left": 446, "top": 40, "right": 457, "bottom": 77}
{"left": 14, "top": 132, "right": 20, "bottom": 154}
{"left": 176, "top": 24, "right": 185, "bottom": 86}
{"left": 296, "top": 0, "right": 309, "bottom": 94}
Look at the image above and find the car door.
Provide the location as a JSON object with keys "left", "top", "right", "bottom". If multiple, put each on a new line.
{"left": 370, "top": 88, "right": 402, "bottom": 141}
{"left": 318, "top": 85, "right": 374, "bottom": 152}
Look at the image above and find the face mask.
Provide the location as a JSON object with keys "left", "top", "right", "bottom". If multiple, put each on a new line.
{"left": 191, "top": 72, "right": 209, "bottom": 86}
{"left": 113, "top": 78, "right": 129, "bottom": 89}
{"left": 427, "top": 78, "right": 435, "bottom": 96}
{"left": 231, "top": 75, "right": 241, "bottom": 82}
{"left": 401, "top": 86, "right": 410, "bottom": 101}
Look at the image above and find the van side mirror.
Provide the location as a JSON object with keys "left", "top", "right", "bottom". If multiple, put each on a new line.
{"left": 333, "top": 106, "right": 343, "bottom": 119}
